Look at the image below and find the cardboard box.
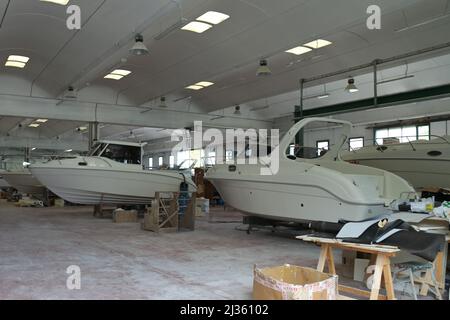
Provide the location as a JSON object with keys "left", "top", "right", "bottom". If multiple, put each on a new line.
{"left": 253, "top": 265, "right": 338, "bottom": 300}
{"left": 113, "top": 209, "right": 138, "bottom": 223}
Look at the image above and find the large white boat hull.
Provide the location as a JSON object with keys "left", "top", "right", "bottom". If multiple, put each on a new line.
{"left": 210, "top": 178, "right": 390, "bottom": 223}
{"left": 1, "top": 170, "right": 45, "bottom": 196}
{"left": 29, "top": 158, "right": 196, "bottom": 205}
{"left": 344, "top": 158, "right": 450, "bottom": 190}
{"left": 342, "top": 137, "right": 450, "bottom": 190}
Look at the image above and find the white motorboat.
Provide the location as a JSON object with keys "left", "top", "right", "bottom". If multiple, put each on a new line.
{"left": 341, "top": 136, "right": 450, "bottom": 190}
{"left": 29, "top": 141, "right": 196, "bottom": 205}
{"left": 205, "top": 118, "right": 416, "bottom": 223}
{"left": 1, "top": 169, "right": 46, "bottom": 196}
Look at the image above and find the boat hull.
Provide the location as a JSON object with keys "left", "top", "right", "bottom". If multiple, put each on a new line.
{"left": 1, "top": 171, "right": 45, "bottom": 196}
{"left": 208, "top": 178, "right": 390, "bottom": 223}
{"left": 343, "top": 158, "right": 450, "bottom": 190}
{"left": 29, "top": 165, "right": 196, "bottom": 205}
{"left": 342, "top": 138, "right": 450, "bottom": 190}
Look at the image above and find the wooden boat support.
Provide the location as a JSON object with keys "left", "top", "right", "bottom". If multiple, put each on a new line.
{"left": 142, "top": 191, "right": 196, "bottom": 233}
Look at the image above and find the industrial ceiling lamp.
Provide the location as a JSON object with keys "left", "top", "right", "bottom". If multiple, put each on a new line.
{"left": 129, "top": 34, "right": 149, "bottom": 56}
{"left": 159, "top": 96, "right": 168, "bottom": 108}
{"left": 233, "top": 105, "right": 242, "bottom": 115}
{"left": 256, "top": 59, "right": 271, "bottom": 77}
{"left": 345, "top": 77, "right": 359, "bottom": 93}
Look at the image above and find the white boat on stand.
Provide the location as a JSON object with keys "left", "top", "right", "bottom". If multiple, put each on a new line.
{"left": 206, "top": 118, "right": 416, "bottom": 223}
{"left": 29, "top": 141, "right": 196, "bottom": 205}
{"left": 341, "top": 136, "right": 450, "bottom": 190}
{"left": 1, "top": 169, "right": 46, "bottom": 197}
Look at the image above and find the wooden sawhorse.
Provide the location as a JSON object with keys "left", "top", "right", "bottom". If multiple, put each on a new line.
{"left": 297, "top": 235, "right": 400, "bottom": 300}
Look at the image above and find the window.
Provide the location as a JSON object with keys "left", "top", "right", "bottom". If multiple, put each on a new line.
{"left": 177, "top": 149, "right": 205, "bottom": 169}
{"left": 91, "top": 143, "right": 141, "bottom": 164}
{"left": 206, "top": 151, "right": 216, "bottom": 166}
{"left": 158, "top": 157, "right": 163, "bottom": 167}
{"left": 418, "top": 125, "right": 430, "bottom": 140}
{"left": 349, "top": 137, "right": 364, "bottom": 151}
{"left": 289, "top": 144, "right": 296, "bottom": 156}
{"left": 225, "top": 150, "right": 234, "bottom": 162}
{"left": 375, "top": 124, "right": 430, "bottom": 145}
{"left": 316, "top": 140, "right": 329, "bottom": 156}
{"left": 169, "top": 156, "right": 175, "bottom": 168}
{"left": 148, "top": 158, "right": 153, "bottom": 169}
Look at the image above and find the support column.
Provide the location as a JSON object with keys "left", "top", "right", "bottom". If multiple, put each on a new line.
{"left": 88, "top": 122, "right": 99, "bottom": 152}
{"left": 373, "top": 59, "right": 379, "bottom": 107}
{"left": 294, "top": 79, "right": 305, "bottom": 157}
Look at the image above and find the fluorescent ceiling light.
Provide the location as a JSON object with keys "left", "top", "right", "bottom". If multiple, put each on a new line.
{"left": 40, "top": 0, "right": 70, "bottom": 5}
{"left": 195, "top": 81, "right": 214, "bottom": 87}
{"left": 303, "top": 39, "right": 332, "bottom": 49}
{"left": 5, "top": 55, "right": 30, "bottom": 68}
{"left": 65, "top": 149, "right": 73, "bottom": 152}
{"left": 5, "top": 61, "right": 26, "bottom": 68}
{"left": 8, "top": 55, "right": 30, "bottom": 63}
{"left": 36, "top": 119, "right": 48, "bottom": 123}
{"left": 186, "top": 85, "right": 204, "bottom": 90}
{"left": 79, "top": 126, "right": 88, "bottom": 131}
{"left": 111, "top": 69, "right": 131, "bottom": 76}
{"left": 317, "top": 94, "right": 330, "bottom": 99}
{"left": 29, "top": 123, "right": 40, "bottom": 128}
{"left": 104, "top": 69, "right": 132, "bottom": 80}
{"left": 104, "top": 74, "right": 123, "bottom": 80}
{"left": 196, "top": 11, "right": 230, "bottom": 25}
{"left": 285, "top": 46, "right": 312, "bottom": 55}
{"left": 31, "top": 148, "right": 37, "bottom": 151}
{"left": 181, "top": 21, "right": 212, "bottom": 33}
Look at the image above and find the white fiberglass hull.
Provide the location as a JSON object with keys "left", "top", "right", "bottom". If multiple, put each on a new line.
{"left": 343, "top": 158, "right": 450, "bottom": 190}
{"left": 342, "top": 138, "right": 450, "bottom": 189}
{"left": 29, "top": 157, "right": 196, "bottom": 205}
{"left": 209, "top": 177, "right": 390, "bottom": 223}
{"left": 1, "top": 170, "right": 45, "bottom": 196}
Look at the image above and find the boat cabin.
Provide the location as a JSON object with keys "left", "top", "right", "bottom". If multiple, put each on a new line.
{"left": 89, "top": 140, "right": 147, "bottom": 165}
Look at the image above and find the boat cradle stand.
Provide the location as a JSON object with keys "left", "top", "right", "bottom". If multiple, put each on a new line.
{"left": 142, "top": 191, "right": 196, "bottom": 233}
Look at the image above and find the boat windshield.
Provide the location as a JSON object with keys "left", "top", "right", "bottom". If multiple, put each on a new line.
{"left": 291, "top": 146, "right": 324, "bottom": 159}
{"left": 90, "top": 143, "right": 142, "bottom": 164}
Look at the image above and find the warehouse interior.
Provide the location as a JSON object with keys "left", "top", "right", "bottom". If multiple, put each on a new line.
{"left": 1, "top": 0, "right": 449, "bottom": 301}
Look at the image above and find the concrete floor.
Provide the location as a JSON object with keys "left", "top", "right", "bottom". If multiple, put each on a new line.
{"left": 0, "top": 202, "right": 442, "bottom": 300}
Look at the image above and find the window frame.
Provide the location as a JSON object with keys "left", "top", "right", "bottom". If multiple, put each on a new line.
{"left": 316, "top": 140, "right": 330, "bottom": 156}
{"left": 349, "top": 137, "right": 364, "bottom": 151}
{"left": 373, "top": 123, "right": 430, "bottom": 145}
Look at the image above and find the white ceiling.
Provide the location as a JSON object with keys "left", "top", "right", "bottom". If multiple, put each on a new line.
{"left": 0, "top": 0, "right": 450, "bottom": 142}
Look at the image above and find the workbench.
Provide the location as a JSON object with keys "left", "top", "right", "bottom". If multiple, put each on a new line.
{"left": 297, "top": 235, "right": 400, "bottom": 300}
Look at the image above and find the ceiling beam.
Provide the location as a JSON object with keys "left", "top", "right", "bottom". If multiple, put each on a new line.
{"left": 297, "top": 84, "right": 450, "bottom": 118}
{"left": 0, "top": 94, "right": 272, "bottom": 131}
{"left": 0, "top": 136, "right": 88, "bottom": 151}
